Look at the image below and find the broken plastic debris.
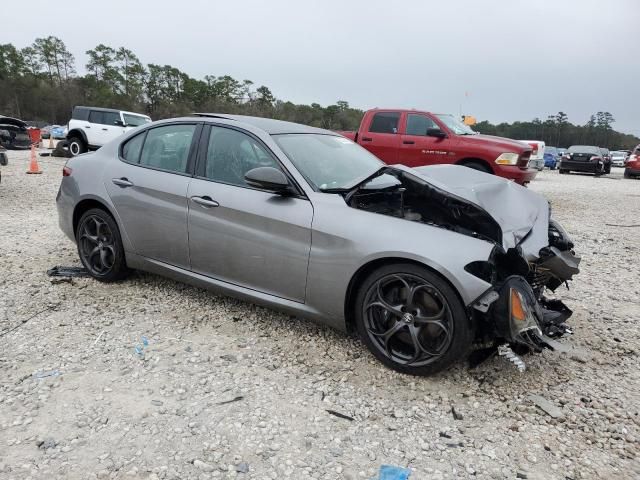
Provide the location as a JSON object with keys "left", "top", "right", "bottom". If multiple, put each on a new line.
{"left": 34, "top": 369, "right": 61, "bottom": 379}
{"left": 498, "top": 344, "right": 526, "bottom": 372}
{"left": 377, "top": 465, "right": 411, "bottom": 480}
{"left": 46, "top": 266, "right": 89, "bottom": 277}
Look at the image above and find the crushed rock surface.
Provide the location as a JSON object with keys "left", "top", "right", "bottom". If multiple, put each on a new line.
{"left": 1, "top": 149, "right": 639, "bottom": 479}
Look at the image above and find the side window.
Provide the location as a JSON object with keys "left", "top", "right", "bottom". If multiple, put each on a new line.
{"left": 139, "top": 124, "right": 196, "bottom": 173}
{"left": 121, "top": 132, "right": 146, "bottom": 163}
{"left": 369, "top": 112, "right": 400, "bottom": 134}
{"left": 88, "top": 111, "right": 104, "bottom": 124}
{"left": 103, "top": 111, "right": 121, "bottom": 126}
{"left": 406, "top": 114, "right": 438, "bottom": 136}
{"left": 205, "top": 126, "right": 281, "bottom": 187}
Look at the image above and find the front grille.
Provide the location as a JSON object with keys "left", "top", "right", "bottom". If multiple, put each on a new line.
{"left": 527, "top": 266, "right": 552, "bottom": 298}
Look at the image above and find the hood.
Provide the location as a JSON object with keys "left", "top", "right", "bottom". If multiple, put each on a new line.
{"left": 0, "top": 116, "right": 28, "bottom": 130}
{"left": 408, "top": 164, "right": 549, "bottom": 258}
{"left": 459, "top": 134, "right": 532, "bottom": 153}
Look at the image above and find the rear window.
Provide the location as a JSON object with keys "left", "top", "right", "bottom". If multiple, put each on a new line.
{"left": 369, "top": 112, "right": 400, "bottom": 134}
{"left": 121, "top": 132, "right": 146, "bottom": 163}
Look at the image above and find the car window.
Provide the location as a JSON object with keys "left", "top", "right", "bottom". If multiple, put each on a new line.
{"left": 204, "top": 126, "right": 281, "bottom": 187}
{"left": 103, "top": 111, "right": 121, "bottom": 126}
{"left": 369, "top": 112, "right": 400, "bottom": 134}
{"left": 123, "top": 113, "right": 151, "bottom": 127}
{"left": 88, "top": 111, "right": 104, "bottom": 124}
{"left": 121, "top": 132, "right": 146, "bottom": 163}
{"left": 405, "top": 114, "right": 438, "bottom": 136}
{"left": 139, "top": 124, "right": 196, "bottom": 173}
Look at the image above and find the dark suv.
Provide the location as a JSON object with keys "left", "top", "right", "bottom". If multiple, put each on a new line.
{"left": 559, "top": 145, "right": 611, "bottom": 175}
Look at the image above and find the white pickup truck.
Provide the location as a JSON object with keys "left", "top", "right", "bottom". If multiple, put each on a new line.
{"left": 66, "top": 106, "right": 151, "bottom": 156}
{"left": 519, "top": 140, "right": 546, "bottom": 171}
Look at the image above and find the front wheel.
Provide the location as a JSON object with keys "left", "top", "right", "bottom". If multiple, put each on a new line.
{"left": 76, "top": 208, "right": 129, "bottom": 282}
{"left": 354, "top": 263, "right": 472, "bottom": 375}
{"left": 68, "top": 136, "right": 86, "bottom": 156}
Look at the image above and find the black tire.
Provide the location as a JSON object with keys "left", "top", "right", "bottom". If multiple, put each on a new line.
{"left": 559, "top": 169, "right": 569, "bottom": 174}
{"left": 460, "top": 161, "right": 491, "bottom": 174}
{"left": 624, "top": 169, "right": 632, "bottom": 179}
{"left": 68, "top": 136, "right": 86, "bottom": 156}
{"left": 354, "top": 263, "right": 473, "bottom": 376}
{"left": 76, "top": 208, "right": 129, "bottom": 282}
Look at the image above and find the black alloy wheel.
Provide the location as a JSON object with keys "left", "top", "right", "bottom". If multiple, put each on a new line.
{"left": 76, "top": 208, "right": 128, "bottom": 282}
{"left": 355, "top": 264, "right": 472, "bottom": 375}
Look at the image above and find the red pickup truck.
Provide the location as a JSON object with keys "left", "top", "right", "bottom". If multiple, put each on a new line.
{"left": 338, "top": 109, "right": 537, "bottom": 184}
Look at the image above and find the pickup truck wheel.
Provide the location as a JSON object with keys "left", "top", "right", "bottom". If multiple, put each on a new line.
{"left": 355, "top": 263, "right": 472, "bottom": 376}
{"left": 68, "top": 136, "right": 86, "bottom": 156}
{"left": 460, "top": 161, "right": 491, "bottom": 174}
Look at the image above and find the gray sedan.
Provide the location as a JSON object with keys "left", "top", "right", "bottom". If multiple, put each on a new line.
{"left": 56, "top": 114, "right": 580, "bottom": 375}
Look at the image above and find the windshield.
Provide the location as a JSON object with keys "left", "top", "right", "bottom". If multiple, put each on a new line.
{"left": 568, "top": 145, "right": 600, "bottom": 154}
{"left": 123, "top": 113, "right": 151, "bottom": 127}
{"left": 272, "top": 134, "right": 383, "bottom": 191}
{"left": 545, "top": 147, "right": 557, "bottom": 154}
{"left": 611, "top": 152, "right": 625, "bottom": 158}
{"left": 435, "top": 114, "right": 477, "bottom": 135}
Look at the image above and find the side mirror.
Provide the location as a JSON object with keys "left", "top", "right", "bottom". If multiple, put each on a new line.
{"left": 426, "top": 128, "right": 447, "bottom": 139}
{"left": 115, "top": 120, "right": 125, "bottom": 127}
{"left": 245, "top": 167, "right": 292, "bottom": 194}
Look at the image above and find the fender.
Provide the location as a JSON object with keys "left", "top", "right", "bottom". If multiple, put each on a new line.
{"left": 67, "top": 128, "right": 88, "bottom": 144}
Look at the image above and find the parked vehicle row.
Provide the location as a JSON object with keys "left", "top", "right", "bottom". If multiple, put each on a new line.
{"left": 519, "top": 140, "right": 545, "bottom": 171}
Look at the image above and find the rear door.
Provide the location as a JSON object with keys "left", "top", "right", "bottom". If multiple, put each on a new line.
{"left": 187, "top": 124, "right": 313, "bottom": 302}
{"left": 399, "top": 113, "right": 456, "bottom": 166}
{"left": 104, "top": 122, "right": 201, "bottom": 270}
{"left": 359, "top": 111, "right": 401, "bottom": 164}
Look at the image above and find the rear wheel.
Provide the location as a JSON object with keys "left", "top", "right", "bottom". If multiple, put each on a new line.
{"left": 354, "top": 263, "right": 472, "bottom": 375}
{"left": 68, "top": 136, "right": 86, "bottom": 156}
{"left": 460, "top": 161, "right": 491, "bottom": 174}
{"left": 76, "top": 208, "right": 129, "bottom": 282}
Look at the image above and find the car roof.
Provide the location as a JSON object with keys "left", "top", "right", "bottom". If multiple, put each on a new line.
{"left": 191, "top": 113, "right": 334, "bottom": 135}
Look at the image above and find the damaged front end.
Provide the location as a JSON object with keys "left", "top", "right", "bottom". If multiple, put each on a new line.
{"left": 471, "top": 218, "right": 580, "bottom": 366}
{"left": 345, "top": 164, "right": 581, "bottom": 370}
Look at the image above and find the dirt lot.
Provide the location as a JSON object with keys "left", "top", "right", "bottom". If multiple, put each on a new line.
{"left": 1, "top": 149, "right": 639, "bottom": 480}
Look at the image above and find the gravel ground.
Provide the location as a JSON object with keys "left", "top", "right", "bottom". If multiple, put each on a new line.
{"left": 1, "top": 149, "right": 639, "bottom": 480}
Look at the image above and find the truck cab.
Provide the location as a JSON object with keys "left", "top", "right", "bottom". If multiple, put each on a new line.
{"left": 339, "top": 109, "right": 537, "bottom": 185}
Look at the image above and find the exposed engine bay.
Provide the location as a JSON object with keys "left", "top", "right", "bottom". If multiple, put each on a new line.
{"left": 344, "top": 166, "right": 581, "bottom": 370}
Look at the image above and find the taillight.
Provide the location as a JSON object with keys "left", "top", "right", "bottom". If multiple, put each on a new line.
{"left": 62, "top": 166, "right": 72, "bottom": 176}
{"left": 528, "top": 143, "right": 538, "bottom": 155}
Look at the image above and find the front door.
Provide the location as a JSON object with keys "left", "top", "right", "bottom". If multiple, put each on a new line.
{"left": 361, "top": 111, "right": 401, "bottom": 164}
{"left": 104, "top": 122, "right": 201, "bottom": 270}
{"left": 187, "top": 125, "right": 313, "bottom": 302}
{"left": 399, "top": 113, "right": 455, "bottom": 167}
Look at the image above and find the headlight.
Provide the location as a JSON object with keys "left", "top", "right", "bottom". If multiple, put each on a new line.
{"left": 509, "top": 288, "right": 540, "bottom": 338}
{"left": 495, "top": 152, "right": 519, "bottom": 165}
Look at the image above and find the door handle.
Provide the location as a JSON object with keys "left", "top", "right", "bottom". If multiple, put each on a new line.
{"left": 403, "top": 140, "right": 415, "bottom": 145}
{"left": 361, "top": 137, "right": 373, "bottom": 142}
{"left": 102, "top": 128, "right": 108, "bottom": 131}
{"left": 112, "top": 177, "right": 134, "bottom": 187}
{"left": 191, "top": 196, "right": 219, "bottom": 208}
{"left": 84, "top": 126, "right": 91, "bottom": 129}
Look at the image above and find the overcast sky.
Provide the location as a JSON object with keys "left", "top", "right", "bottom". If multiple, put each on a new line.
{"left": 5, "top": 0, "right": 639, "bottom": 133}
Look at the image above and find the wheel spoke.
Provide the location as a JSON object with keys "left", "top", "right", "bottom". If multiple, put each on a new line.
{"left": 375, "top": 281, "right": 404, "bottom": 317}
{"left": 414, "top": 304, "right": 447, "bottom": 323}
{"left": 80, "top": 232, "right": 99, "bottom": 244}
{"left": 99, "top": 248, "right": 113, "bottom": 269}
{"left": 366, "top": 301, "right": 402, "bottom": 318}
{"left": 406, "top": 324, "right": 438, "bottom": 363}
{"left": 391, "top": 274, "right": 411, "bottom": 302}
{"left": 371, "top": 321, "right": 406, "bottom": 358}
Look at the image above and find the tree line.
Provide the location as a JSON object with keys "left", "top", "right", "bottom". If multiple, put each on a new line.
{"left": 1, "top": 36, "right": 638, "bottom": 149}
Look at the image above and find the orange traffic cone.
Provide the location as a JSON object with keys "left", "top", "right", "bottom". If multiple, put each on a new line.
{"left": 48, "top": 136, "right": 54, "bottom": 149}
{"left": 26, "top": 144, "right": 42, "bottom": 174}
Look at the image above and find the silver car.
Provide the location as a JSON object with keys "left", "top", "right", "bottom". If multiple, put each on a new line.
{"left": 56, "top": 114, "right": 580, "bottom": 375}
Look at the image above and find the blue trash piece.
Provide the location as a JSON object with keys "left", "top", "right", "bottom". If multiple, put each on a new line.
{"left": 141, "top": 336, "right": 149, "bottom": 347}
{"left": 134, "top": 345, "right": 144, "bottom": 356}
{"left": 378, "top": 465, "right": 411, "bottom": 480}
